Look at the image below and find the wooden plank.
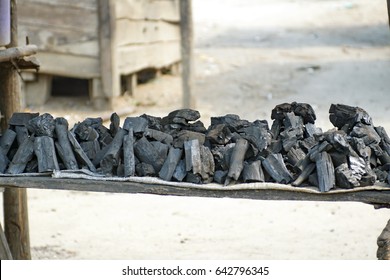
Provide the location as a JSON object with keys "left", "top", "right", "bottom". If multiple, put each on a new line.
{"left": 35, "top": 52, "right": 100, "bottom": 78}
{"left": 18, "top": 1, "right": 97, "bottom": 33}
{"left": 116, "top": 20, "right": 180, "bottom": 46}
{"left": 115, "top": 0, "right": 180, "bottom": 22}
{"left": 0, "top": 0, "right": 31, "bottom": 260}
{"left": 118, "top": 41, "right": 181, "bottom": 75}
{"left": 1, "top": 177, "right": 390, "bottom": 207}
{"left": 0, "top": 45, "right": 38, "bottom": 63}
{"left": 19, "top": 0, "right": 97, "bottom": 9}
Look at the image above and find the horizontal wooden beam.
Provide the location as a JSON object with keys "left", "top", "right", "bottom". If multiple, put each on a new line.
{"left": 1, "top": 177, "right": 390, "bottom": 207}
{"left": 0, "top": 45, "right": 38, "bottom": 63}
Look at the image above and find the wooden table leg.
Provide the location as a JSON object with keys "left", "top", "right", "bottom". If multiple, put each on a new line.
{"left": 377, "top": 218, "right": 390, "bottom": 260}
{"left": 0, "top": 222, "right": 13, "bottom": 260}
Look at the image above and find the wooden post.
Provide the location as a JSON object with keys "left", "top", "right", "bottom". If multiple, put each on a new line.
{"left": 179, "top": 0, "right": 195, "bottom": 109}
{"left": 97, "top": 0, "right": 119, "bottom": 110}
{"left": 387, "top": 0, "right": 390, "bottom": 28}
{"left": 0, "top": 0, "right": 31, "bottom": 260}
{"left": 377, "top": 218, "right": 390, "bottom": 260}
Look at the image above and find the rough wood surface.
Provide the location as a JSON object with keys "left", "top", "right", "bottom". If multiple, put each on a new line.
{"left": 0, "top": 45, "right": 38, "bottom": 63}
{"left": 1, "top": 177, "right": 390, "bottom": 207}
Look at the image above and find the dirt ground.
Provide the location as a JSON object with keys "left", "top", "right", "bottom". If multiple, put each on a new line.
{"left": 3, "top": 0, "right": 390, "bottom": 259}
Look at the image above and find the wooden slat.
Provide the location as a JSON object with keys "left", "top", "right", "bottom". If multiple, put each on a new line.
{"left": 19, "top": 0, "right": 97, "bottom": 9}
{"left": 115, "top": 0, "right": 180, "bottom": 22}
{"left": 118, "top": 41, "right": 180, "bottom": 75}
{"left": 116, "top": 19, "right": 180, "bottom": 46}
{"left": 36, "top": 52, "right": 100, "bottom": 78}
{"left": 18, "top": 1, "right": 98, "bottom": 33}
{"left": 1, "top": 177, "right": 390, "bottom": 207}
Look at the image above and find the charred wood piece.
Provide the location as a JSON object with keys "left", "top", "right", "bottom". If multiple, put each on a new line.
{"left": 144, "top": 128, "right": 173, "bottom": 145}
{"left": 139, "top": 114, "right": 163, "bottom": 131}
{"left": 173, "top": 130, "right": 205, "bottom": 149}
{"left": 161, "top": 109, "right": 200, "bottom": 125}
{"left": 305, "top": 122, "right": 322, "bottom": 138}
{"left": 27, "top": 113, "right": 55, "bottom": 137}
{"left": 351, "top": 123, "right": 381, "bottom": 146}
{"left": 240, "top": 125, "right": 271, "bottom": 152}
{"left": 0, "top": 152, "right": 9, "bottom": 173}
{"left": 210, "top": 114, "right": 250, "bottom": 132}
{"left": 242, "top": 160, "right": 265, "bottom": 183}
{"left": 123, "top": 117, "right": 148, "bottom": 134}
{"left": 286, "top": 147, "right": 306, "bottom": 167}
{"left": 199, "top": 145, "right": 215, "bottom": 182}
{"left": 74, "top": 122, "right": 99, "bottom": 141}
{"left": 329, "top": 103, "right": 372, "bottom": 131}
{"left": 79, "top": 140, "right": 100, "bottom": 161}
{"left": 68, "top": 131, "right": 97, "bottom": 173}
{"left": 134, "top": 136, "right": 162, "bottom": 173}
{"left": 9, "top": 112, "right": 39, "bottom": 126}
{"left": 225, "top": 138, "right": 249, "bottom": 185}
{"left": 159, "top": 147, "right": 183, "bottom": 181}
{"left": 55, "top": 118, "right": 78, "bottom": 170}
{"left": 0, "top": 128, "right": 16, "bottom": 154}
{"left": 136, "top": 162, "right": 155, "bottom": 177}
{"left": 6, "top": 137, "right": 35, "bottom": 174}
{"left": 34, "top": 136, "right": 59, "bottom": 172}
{"left": 262, "top": 153, "right": 293, "bottom": 184}
{"left": 184, "top": 139, "right": 202, "bottom": 174}
{"left": 335, "top": 163, "right": 360, "bottom": 189}
{"left": 206, "top": 124, "right": 232, "bottom": 145}
{"left": 315, "top": 151, "right": 335, "bottom": 192}
{"left": 292, "top": 163, "right": 315, "bottom": 187}
{"left": 100, "top": 129, "right": 125, "bottom": 175}
{"left": 123, "top": 128, "right": 135, "bottom": 177}
{"left": 15, "top": 126, "right": 29, "bottom": 146}
{"left": 172, "top": 160, "right": 186, "bottom": 182}
{"left": 109, "top": 112, "right": 120, "bottom": 137}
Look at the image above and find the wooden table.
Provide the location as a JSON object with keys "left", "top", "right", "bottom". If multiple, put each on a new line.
{"left": 1, "top": 176, "right": 390, "bottom": 259}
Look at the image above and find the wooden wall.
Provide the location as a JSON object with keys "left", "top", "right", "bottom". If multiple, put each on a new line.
{"left": 17, "top": 0, "right": 181, "bottom": 102}
{"left": 115, "top": 0, "right": 181, "bottom": 75}
{"left": 18, "top": 0, "right": 100, "bottom": 79}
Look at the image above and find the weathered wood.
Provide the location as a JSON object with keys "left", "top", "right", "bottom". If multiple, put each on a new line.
{"left": 6, "top": 137, "right": 34, "bottom": 174}
{"left": 179, "top": 0, "right": 194, "bottom": 108}
{"left": 0, "top": 45, "right": 38, "bottom": 62}
{"left": 123, "top": 128, "right": 135, "bottom": 177}
{"left": 225, "top": 138, "right": 249, "bottom": 185}
{"left": 98, "top": 0, "right": 119, "bottom": 102}
{"left": 55, "top": 118, "right": 78, "bottom": 170}
{"left": 2, "top": 177, "right": 390, "bottom": 207}
{"left": 159, "top": 147, "right": 182, "bottom": 181}
{"left": 377, "top": 218, "right": 390, "bottom": 260}
{"left": 0, "top": 0, "right": 31, "bottom": 259}
{"left": 115, "top": 0, "right": 180, "bottom": 21}
{"left": 34, "top": 136, "right": 59, "bottom": 172}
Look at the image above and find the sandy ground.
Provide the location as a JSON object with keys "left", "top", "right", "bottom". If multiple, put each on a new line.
{"left": 2, "top": 0, "right": 390, "bottom": 259}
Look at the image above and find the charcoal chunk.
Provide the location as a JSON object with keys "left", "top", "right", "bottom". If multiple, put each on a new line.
{"left": 159, "top": 147, "right": 183, "bottom": 181}
{"left": 242, "top": 160, "right": 265, "bottom": 183}
{"left": 123, "top": 117, "right": 148, "bottom": 134}
{"left": 9, "top": 112, "right": 39, "bottom": 126}
{"left": 315, "top": 151, "right": 335, "bottom": 192}
{"left": 262, "top": 153, "right": 293, "bottom": 184}
{"left": 27, "top": 113, "right": 55, "bottom": 137}
{"left": 329, "top": 103, "right": 372, "bottom": 130}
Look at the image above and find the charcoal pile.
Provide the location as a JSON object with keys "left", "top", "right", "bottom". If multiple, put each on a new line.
{"left": 1, "top": 103, "right": 390, "bottom": 192}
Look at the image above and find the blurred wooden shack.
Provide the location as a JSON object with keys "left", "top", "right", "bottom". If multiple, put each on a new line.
{"left": 18, "top": 0, "right": 182, "bottom": 109}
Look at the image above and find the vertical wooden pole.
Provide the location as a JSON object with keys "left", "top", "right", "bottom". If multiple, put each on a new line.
{"left": 0, "top": 0, "right": 31, "bottom": 260}
{"left": 377, "top": 218, "right": 390, "bottom": 260}
{"left": 387, "top": 0, "right": 390, "bottom": 28}
{"left": 97, "top": 0, "right": 119, "bottom": 110}
{"left": 180, "top": 0, "right": 195, "bottom": 109}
